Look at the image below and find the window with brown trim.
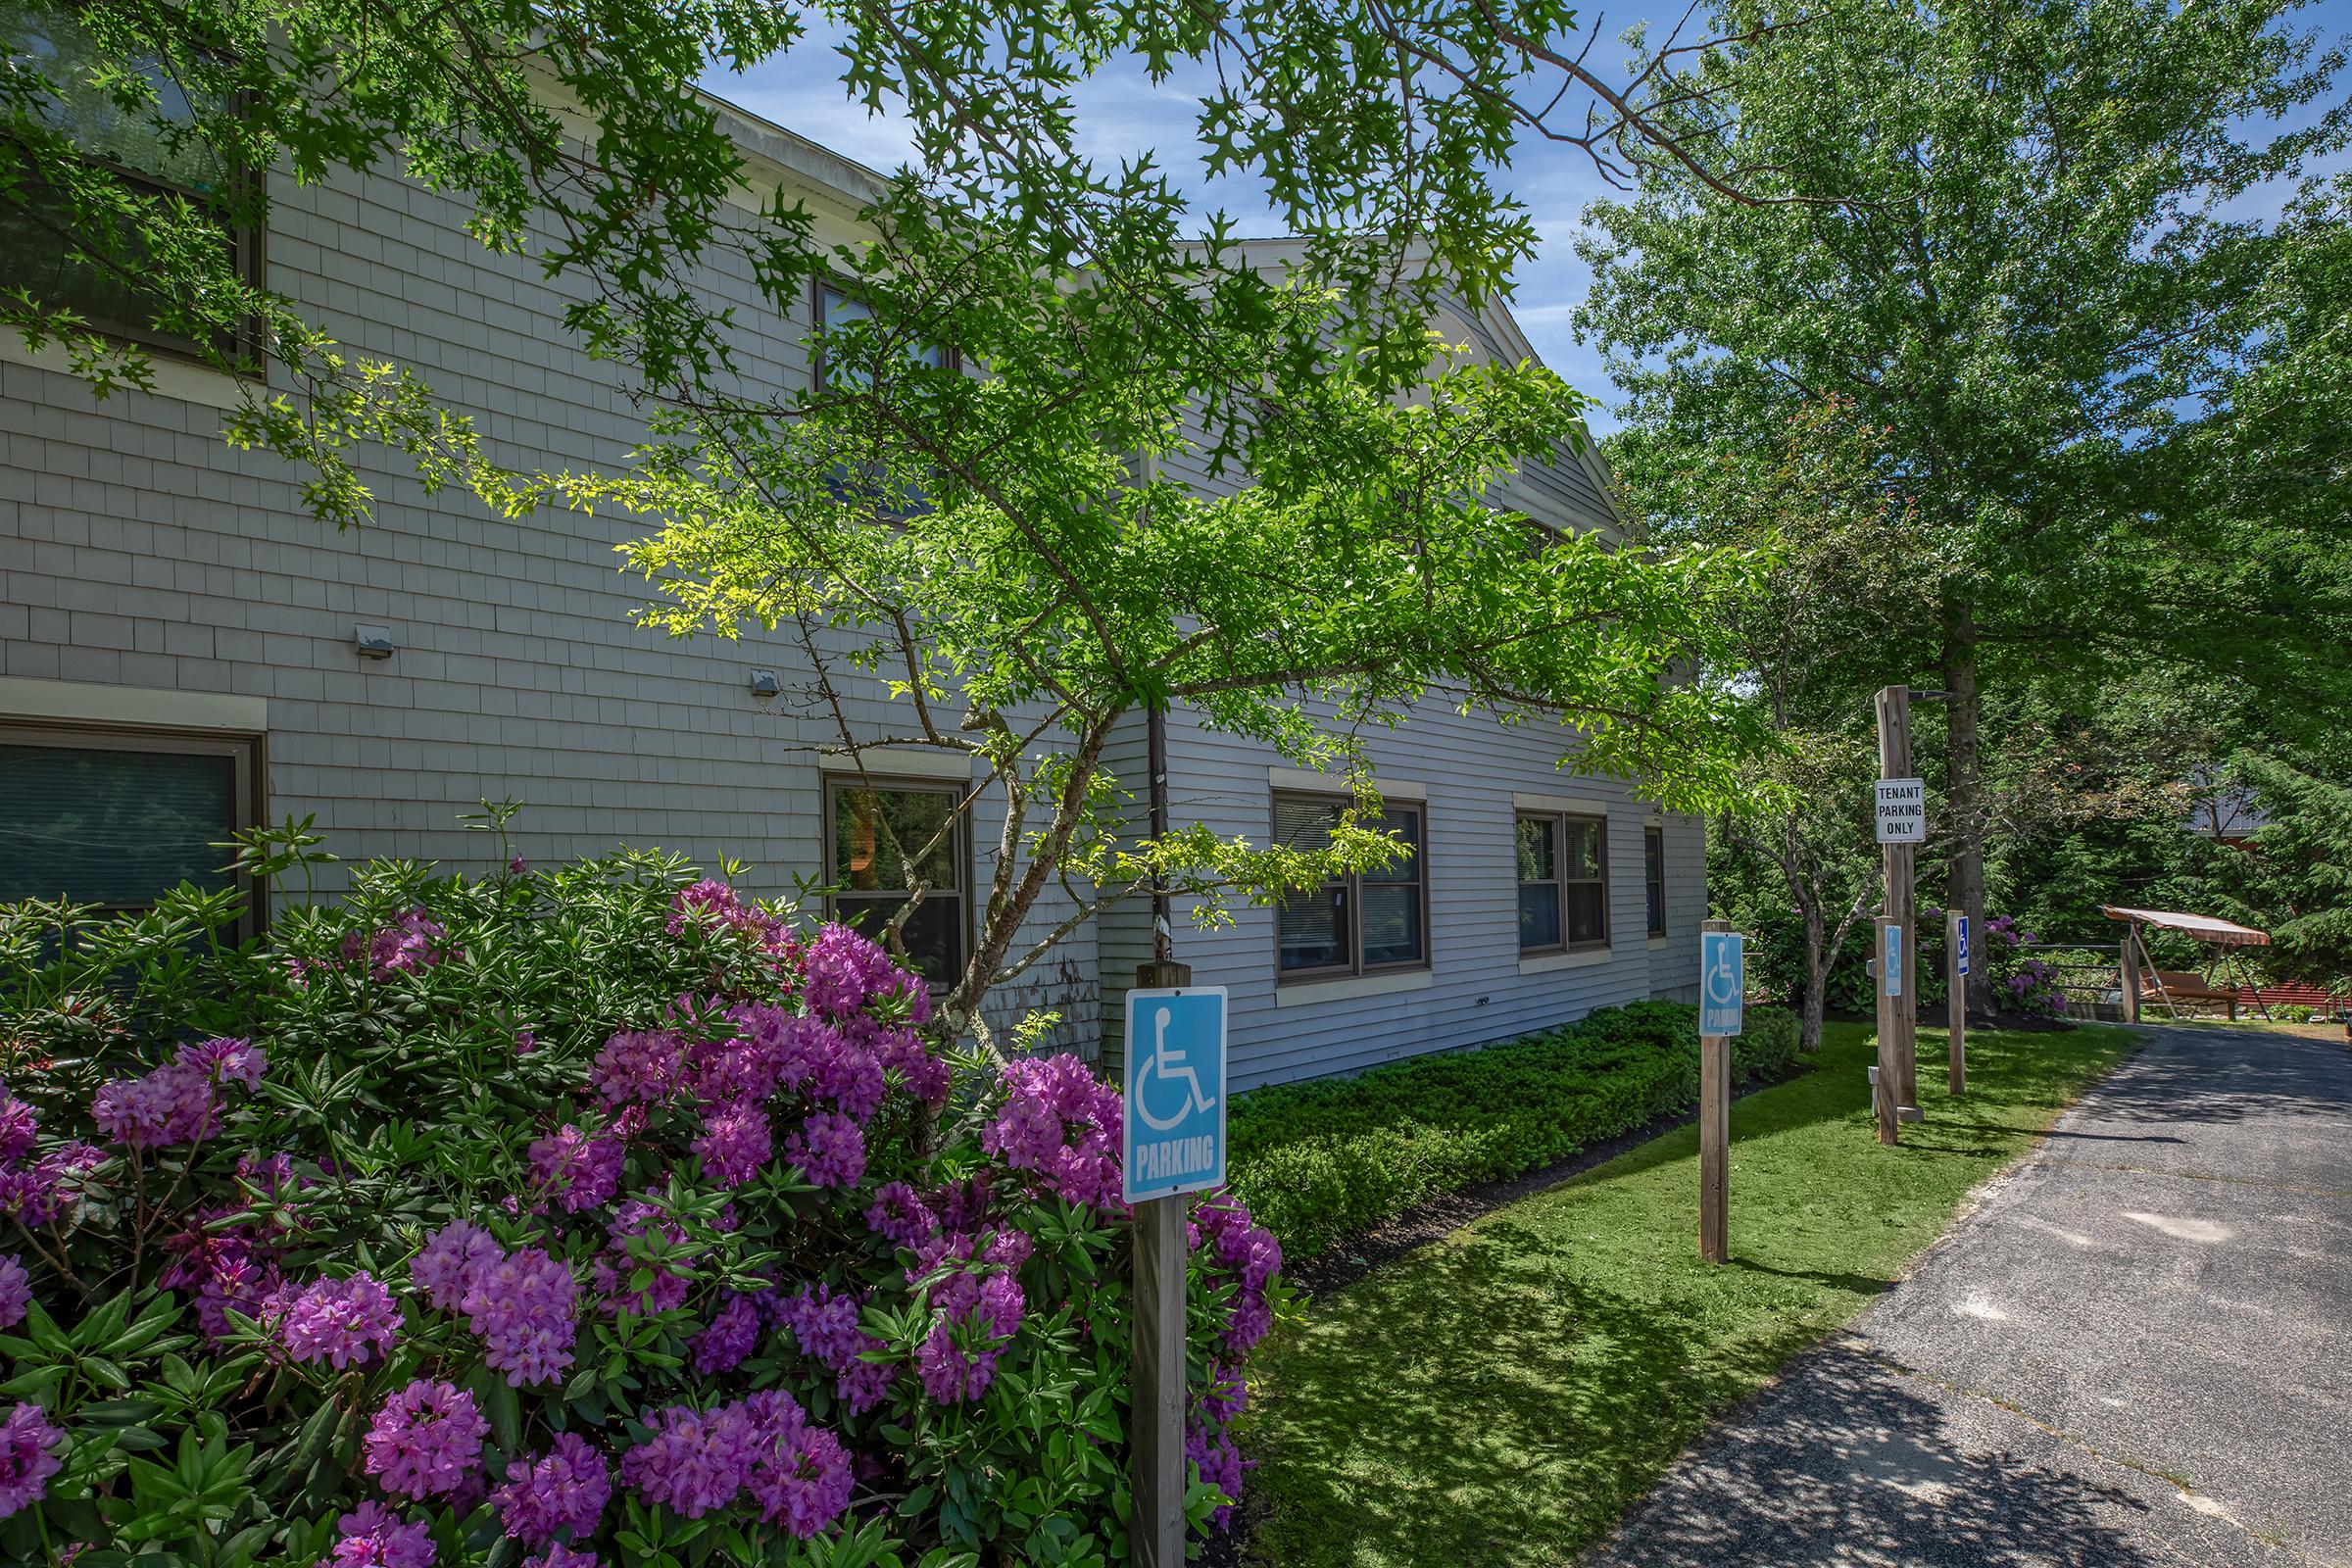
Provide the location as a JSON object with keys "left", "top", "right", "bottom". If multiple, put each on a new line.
{"left": 824, "top": 778, "right": 968, "bottom": 985}
{"left": 1517, "top": 810, "right": 1608, "bottom": 953}
{"left": 0, "top": 721, "right": 263, "bottom": 935}
{"left": 1272, "top": 792, "right": 1427, "bottom": 979}
{"left": 1644, "top": 824, "right": 1668, "bottom": 938}
{"left": 1, "top": 7, "right": 259, "bottom": 361}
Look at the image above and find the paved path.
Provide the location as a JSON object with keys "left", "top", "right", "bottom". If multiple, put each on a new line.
{"left": 1585, "top": 1026, "right": 2352, "bottom": 1567}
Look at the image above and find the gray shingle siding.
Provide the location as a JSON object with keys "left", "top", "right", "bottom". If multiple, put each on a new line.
{"left": 3, "top": 119, "right": 1691, "bottom": 1086}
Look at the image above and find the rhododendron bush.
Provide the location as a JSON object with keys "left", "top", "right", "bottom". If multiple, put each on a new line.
{"left": 0, "top": 849, "right": 1286, "bottom": 1567}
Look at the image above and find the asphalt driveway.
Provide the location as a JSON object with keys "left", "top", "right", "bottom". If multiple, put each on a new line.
{"left": 1583, "top": 1025, "right": 2352, "bottom": 1567}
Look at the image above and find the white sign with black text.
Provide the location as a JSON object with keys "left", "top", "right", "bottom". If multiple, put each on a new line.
{"left": 1874, "top": 778, "right": 1927, "bottom": 844}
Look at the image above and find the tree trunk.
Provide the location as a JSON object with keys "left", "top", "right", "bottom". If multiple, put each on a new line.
{"left": 1800, "top": 895, "right": 1828, "bottom": 1054}
{"left": 1942, "top": 595, "right": 1990, "bottom": 1014}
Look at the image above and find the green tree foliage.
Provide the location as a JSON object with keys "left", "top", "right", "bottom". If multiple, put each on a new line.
{"left": 1579, "top": 0, "right": 2348, "bottom": 1006}
{"left": 2201, "top": 755, "right": 2352, "bottom": 988}
{"left": 2, "top": 0, "right": 1800, "bottom": 1053}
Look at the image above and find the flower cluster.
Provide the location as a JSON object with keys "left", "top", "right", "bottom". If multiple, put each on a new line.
{"left": 413, "top": 1222, "right": 579, "bottom": 1387}
{"left": 0, "top": 1403, "right": 62, "bottom": 1519}
{"left": 91, "top": 1062, "right": 218, "bottom": 1149}
{"left": 0, "top": 1086, "right": 102, "bottom": 1229}
{"left": 774, "top": 1283, "right": 894, "bottom": 1413}
{"left": 364, "top": 1379, "right": 489, "bottom": 1499}
{"left": 323, "top": 1501, "right": 436, "bottom": 1568}
{"left": 982, "top": 1053, "right": 1124, "bottom": 1209}
{"left": 1193, "top": 1195, "right": 1283, "bottom": 1356}
{"left": 618, "top": 1390, "right": 851, "bottom": 1538}
{"left": 526, "top": 1124, "right": 625, "bottom": 1213}
{"left": 278, "top": 1271, "right": 402, "bottom": 1369}
{"left": 492, "top": 1432, "right": 611, "bottom": 1546}
{"left": 344, "top": 907, "right": 455, "bottom": 978}
{"left": 906, "top": 1234, "right": 1028, "bottom": 1404}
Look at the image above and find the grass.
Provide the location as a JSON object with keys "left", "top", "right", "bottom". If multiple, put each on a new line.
{"left": 1234, "top": 1017, "right": 2143, "bottom": 1567}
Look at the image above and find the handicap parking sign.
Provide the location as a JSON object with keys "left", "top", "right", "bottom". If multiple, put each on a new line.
{"left": 1699, "top": 931, "right": 1744, "bottom": 1036}
{"left": 1884, "top": 923, "right": 1904, "bottom": 997}
{"left": 1957, "top": 914, "right": 1971, "bottom": 977}
{"left": 1123, "top": 988, "right": 1228, "bottom": 1204}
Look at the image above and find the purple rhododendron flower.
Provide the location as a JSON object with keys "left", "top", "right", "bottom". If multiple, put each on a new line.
{"left": 618, "top": 1401, "right": 755, "bottom": 1518}
{"left": 740, "top": 1391, "right": 855, "bottom": 1539}
{"left": 799, "top": 924, "right": 902, "bottom": 1019}
{"left": 0, "top": 1402, "right": 64, "bottom": 1519}
{"left": 346, "top": 908, "right": 452, "bottom": 977}
{"left": 412, "top": 1221, "right": 504, "bottom": 1313}
{"left": 522, "top": 1548, "right": 600, "bottom": 1568}
{"left": 0, "top": 1090, "right": 37, "bottom": 1165}
{"left": 279, "top": 1271, "right": 402, "bottom": 1369}
{"left": 982, "top": 1054, "right": 1123, "bottom": 1209}
{"left": 0, "top": 1142, "right": 103, "bottom": 1227}
{"left": 320, "top": 1500, "right": 436, "bottom": 1568}
{"left": 862, "top": 1182, "right": 936, "bottom": 1248}
{"left": 597, "top": 1202, "right": 693, "bottom": 1315}
{"left": 0, "top": 1255, "right": 26, "bottom": 1332}
{"left": 174, "top": 1036, "right": 267, "bottom": 1090}
{"left": 590, "top": 1030, "right": 685, "bottom": 1107}
{"left": 692, "top": 1104, "right": 771, "bottom": 1188}
{"left": 690, "top": 1292, "right": 765, "bottom": 1376}
{"left": 91, "top": 1062, "right": 218, "bottom": 1148}
{"left": 474, "top": 1250, "right": 580, "bottom": 1388}
{"left": 527, "top": 1126, "right": 625, "bottom": 1213}
{"left": 363, "top": 1379, "right": 488, "bottom": 1498}
{"left": 492, "top": 1432, "right": 611, "bottom": 1547}
{"left": 1186, "top": 1417, "right": 1248, "bottom": 1530}
{"left": 783, "top": 1111, "right": 865, "bottom": 1190}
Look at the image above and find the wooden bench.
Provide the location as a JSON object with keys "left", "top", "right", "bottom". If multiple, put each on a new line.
{"left": 2149, "top": 969, "right": 2239, "bottom": 1019}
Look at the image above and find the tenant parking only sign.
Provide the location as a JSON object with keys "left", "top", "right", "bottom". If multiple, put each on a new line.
{"left": 1875, "top": 777, "right": 1927, "bottom": 844}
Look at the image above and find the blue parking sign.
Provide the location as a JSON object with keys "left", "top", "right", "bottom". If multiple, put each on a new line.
{"left": 1699, "top": 931, "right": 1744, "bottom": 1035}
{"left": 1123, "top": 988, "right": 1228, "bottom": 1203}
{"left": 1885, "top": 923, "right": 1904, "bottom": 997}
{"left": 1957, "top": 915, "right": 1971, "bottom": 977}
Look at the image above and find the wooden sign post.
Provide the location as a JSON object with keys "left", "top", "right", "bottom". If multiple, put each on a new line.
{"left": 1873, "top": 915, "right": 1901, "bottom": 1146}
{"left": 1697, "top": 919, "right": 1742, "bottom": 1265}
{"left": 1874, "top": 684, "right": 1923, "bottom": 1125}
{"left": 1946, "top": 907, "right": 1968, "bottom": 1097}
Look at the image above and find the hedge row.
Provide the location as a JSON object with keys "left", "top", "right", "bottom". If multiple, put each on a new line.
{"left": 1226, "top": 1000, "right": 1804, "bottom": 1263}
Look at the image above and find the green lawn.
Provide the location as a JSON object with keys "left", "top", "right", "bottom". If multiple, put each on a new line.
{"left": 1235, "top": 1018, "right": 2142, "bottom": 1566}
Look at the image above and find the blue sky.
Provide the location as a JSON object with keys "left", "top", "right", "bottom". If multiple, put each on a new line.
{"left": 709, "top": 4, "right": 2352, "bottom": 434}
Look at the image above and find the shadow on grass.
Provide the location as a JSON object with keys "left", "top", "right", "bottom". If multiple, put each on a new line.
{"left": 1244, "top": 1227, "right": 1837, "bottom": 1565}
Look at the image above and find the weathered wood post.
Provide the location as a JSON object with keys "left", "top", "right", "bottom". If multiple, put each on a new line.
{"left": 1946, "top": 907, "right": 1967, "bottom": 1096}
{"left": 1874, "top": 685, "right": 1923, "bottom": 1121}
{"left": 1699, "top": 917, "right": 1734, "bottom": 1265}
{"left": 2123, "top": 921, "right": 2142, "bottom": 1025}
{"left": 1874, "top": 914, "right": 1901, "bottom": 1146}
{"left": 1131, "top": 704, "right": 1188, "bottom": 1568}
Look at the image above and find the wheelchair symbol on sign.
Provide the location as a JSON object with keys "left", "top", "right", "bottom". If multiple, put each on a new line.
{"left": 1705, "top": 944, "right": 1740, "bottom": 1007}
{"left": 1135, "top": 1003, "right": 1218, "bottom": 1132}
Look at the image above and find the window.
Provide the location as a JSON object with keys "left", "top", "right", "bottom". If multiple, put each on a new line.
{"left": 1272, "top": 793, "right": 1427, "bottom": 979}
{"left": 1517, "top": 811, "right": 1608, "bottom": 954}
{"left": 1644, "top": 824, "right": 1668, "bottom": 938}
{"left": 1, "top": 6, "right": 256, "bottom": 359}
{"left": 825, "top": 780, "right": 967, "bottom": 985}
{"left": 813, "top": 282, "right": 953, "bottom": 514}
{"left": 0, "top": 724, "right": 261, "bottom": 932}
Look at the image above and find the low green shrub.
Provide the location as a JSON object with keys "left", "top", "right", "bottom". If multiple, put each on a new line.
{"left": 1228, "top": 1001, "right": 1804, "bottom": 1262}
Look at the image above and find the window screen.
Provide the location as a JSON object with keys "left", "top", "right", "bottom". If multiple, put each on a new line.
{"left": 0, "top": 738, "right": 244, "bottom": 910}
{"left": 1644, "top": 825, "right": 1667, "bottom": 938}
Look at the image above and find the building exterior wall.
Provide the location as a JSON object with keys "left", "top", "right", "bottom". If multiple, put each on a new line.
{"left": 0, "top": 119, "right": 1095, "bottom": 1048}
{"left": 3, "top": 104, "right": 1694, "bottom": 1086}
